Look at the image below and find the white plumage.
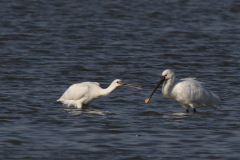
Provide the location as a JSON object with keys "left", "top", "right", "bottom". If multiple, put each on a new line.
{"left": 57, "top": 79, "right": 142, "bottom": 109}
{"left": 145, "top": 69, "right": 220, "bottom": 112}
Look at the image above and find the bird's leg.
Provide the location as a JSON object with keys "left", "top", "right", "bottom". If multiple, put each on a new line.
{"left": 193, "top": 108, "right": 196, "bottom": 112}
{"left": 181, "top": 105, "right": 190, "bottom": 113}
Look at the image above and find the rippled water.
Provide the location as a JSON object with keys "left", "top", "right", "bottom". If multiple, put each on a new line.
{"left": 1, "top": 0, "right": 240, "bottom": 159}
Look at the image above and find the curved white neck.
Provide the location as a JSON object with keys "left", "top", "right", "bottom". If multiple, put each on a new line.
{"left": 162, "top": 77, "right": 175, "bottom": 98}
{"left": 100, "top": 83, "right": 118, "bottom": 96}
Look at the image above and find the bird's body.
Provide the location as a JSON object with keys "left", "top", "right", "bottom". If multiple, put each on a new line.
{"left": 162, "top": 77, "right": 220, "bottom": 111}
{"left": 57, "top": 82, "right": 103, "bottom": 108}
{"left": 146, "top": 69, "right": 220, "bottom": 112}
{"left": 57, "top": 79, "right": 142, "bottom": 109}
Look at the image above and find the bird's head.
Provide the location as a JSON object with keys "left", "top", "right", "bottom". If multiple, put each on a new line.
{"left": 113, "top": 79, "right": 125, "bottom": 87}
{"left": 162, "top": 69, "right": 175, "bottom": 81}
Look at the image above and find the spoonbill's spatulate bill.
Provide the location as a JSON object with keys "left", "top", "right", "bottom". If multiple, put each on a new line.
{"left": 57, "top": 79, "right": 143, "bottom": 109}
{"left": 145, "top": 69, "right": 220, "bottom": 112}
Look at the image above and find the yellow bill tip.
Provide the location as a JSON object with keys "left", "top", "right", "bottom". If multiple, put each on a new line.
{"left": 145, "top": 98, "right": 150, "bottom": 103}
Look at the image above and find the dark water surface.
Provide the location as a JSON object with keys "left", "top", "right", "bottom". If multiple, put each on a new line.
{"left": 1, "top": 0, "right": 240, "bottom": 159}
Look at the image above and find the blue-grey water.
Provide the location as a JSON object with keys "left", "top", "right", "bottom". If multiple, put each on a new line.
{"left": 1, "top": 0, "right": 240, "bottom": 159}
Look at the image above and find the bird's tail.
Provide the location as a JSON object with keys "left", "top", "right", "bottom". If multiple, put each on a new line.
{"left": 209, "top": 91, "right": 221, "bottom": 110}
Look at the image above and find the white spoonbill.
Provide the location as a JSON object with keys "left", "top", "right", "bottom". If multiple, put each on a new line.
{"left": 145, "top": 69, "right": 220, "bottom": 112}
{"left": 57, "top": 79, "right": 142, "bottom": 109}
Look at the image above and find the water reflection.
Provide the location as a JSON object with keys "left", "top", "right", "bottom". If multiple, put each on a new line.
{"left": 163, "top": 111, "right": 216, "bottom": 118}
{"left": 60, "top": 108, "right": 110, "bottom": 116}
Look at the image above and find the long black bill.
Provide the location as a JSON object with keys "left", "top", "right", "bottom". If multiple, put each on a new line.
{"left": 145, "top": 76, "right": 165, "bottom": 103}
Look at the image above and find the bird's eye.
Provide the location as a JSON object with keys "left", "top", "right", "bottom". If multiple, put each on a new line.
{"left": 117, "top": 81, "right": 119, "bottom": 83}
